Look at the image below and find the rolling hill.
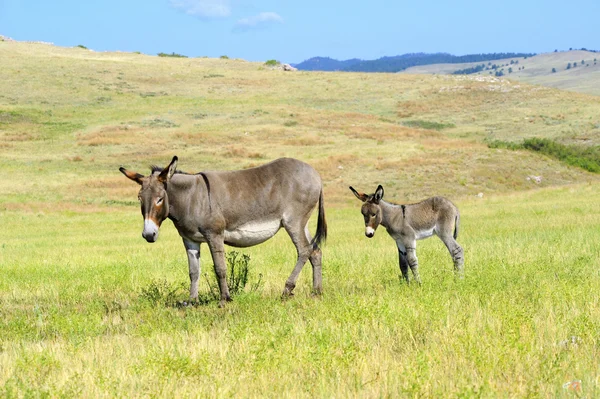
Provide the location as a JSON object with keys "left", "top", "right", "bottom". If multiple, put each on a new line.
{"left": 402, "top": 50, "right": 600, "bottom": 96}
{"left": 0, "top": 40, "right": 599, "bottom": 210}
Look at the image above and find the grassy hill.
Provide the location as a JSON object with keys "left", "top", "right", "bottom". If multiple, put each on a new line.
{"left": 403, "top": 50, "right": 600, "bottom": 96}
{"left": 1, "top": 41, "right": 599, "bottom": 210}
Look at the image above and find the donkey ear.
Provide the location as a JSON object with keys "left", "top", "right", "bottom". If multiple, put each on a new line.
{"left": 158, "top": 156, "right": 178, "bottom": 183}
{"left": 373, "top": 185, "right": 384, "bottom": 203}
{"left": 119, "top": 167, "right": 145, "bottom": 185}
{"left": 349, "top": 186, "right": 369, "bottom": 202}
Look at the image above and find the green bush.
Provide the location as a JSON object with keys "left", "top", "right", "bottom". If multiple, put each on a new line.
{"left": 401, "top": 120, "right": 455, "bottom": 130}
{"left": 487, "top": 137, "right": 600, "bottom": 173}
{"left": 157, "top": 52, "right": 188, "bottom": 58}
{"left": 264, "top": 59, "right": 280, "bottom": 66}
{"left": 220, "top": 55, "right": 229, "bottom": 59}
{"left": 522, "top": 138, "right": 600, "bottom": 173}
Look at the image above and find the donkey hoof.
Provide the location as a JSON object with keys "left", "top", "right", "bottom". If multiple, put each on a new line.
{"left": 281, "top": 291, "right": 295, "bottom": 300}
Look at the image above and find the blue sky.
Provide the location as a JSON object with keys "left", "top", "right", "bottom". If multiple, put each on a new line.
{"left": 1, "top": 0, "right": 598, "bottom": 63}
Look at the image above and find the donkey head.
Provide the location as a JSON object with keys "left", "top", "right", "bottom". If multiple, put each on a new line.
{"left": 349, "top": 185, "right": 384, "bottom": 238}
{"left": 119, "top": 156, "right": 178, "bottom": 243}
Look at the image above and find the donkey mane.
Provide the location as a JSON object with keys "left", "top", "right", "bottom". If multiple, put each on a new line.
{"left": 150, "top": 165, "right": 212, "bottom": 206}
{"left": 150, "top": 165, "right": 189, "bottom": 175}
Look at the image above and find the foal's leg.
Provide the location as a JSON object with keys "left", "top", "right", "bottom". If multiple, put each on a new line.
{"left": 183, "top": 239, "right": 201, "bottom": 300}
{"left": 440, "top": 235, "right": 464, "bottom": 277}
{"left": 403, "top": 238, "right": 421, "bottom": 284}
{"left": 206, "top": 235, "right": 232, "bottom": 307}
{"left": 282, "top": 220, "right": 312, "bottom": 297}
{"left": 396, "top": 241, "right": 410, "bottom": 284}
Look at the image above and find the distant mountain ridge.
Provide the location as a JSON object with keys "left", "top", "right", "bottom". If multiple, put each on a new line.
{"left": 291, "top": 57, "right": 362, "bottom": 71}
{"left": 294, "top": 52, "right": 536, "bottom": 73}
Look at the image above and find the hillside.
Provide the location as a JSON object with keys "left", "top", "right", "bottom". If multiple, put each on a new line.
{"left": 402, "top": 50, "right": 600, "bottom": 96}
{"left": 0, "top": 41, "right": 599, "bottom": 211}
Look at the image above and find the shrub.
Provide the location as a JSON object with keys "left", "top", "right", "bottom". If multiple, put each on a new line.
{"left": 522, "top": 138, "right": 600, "bottom": 173}
{"left": 487, "top": 138, "right": 600, "bottom": 173}
{"left": 401, "top": 120, "right": 455, "bottom": 130}
{"left": 264, "top": 59, "right": 280, "bottom": 66}
{"left": 157, "top": 52, "right": 188, "bottom": 58}
{"left": 76, "top": 45, "right": 87, "bottom": 49}
{"left": 220, "top": 55, "right": 229, "bottom": 59}
{"left": 206, "top": 251, "right": 262, "bottom": 299}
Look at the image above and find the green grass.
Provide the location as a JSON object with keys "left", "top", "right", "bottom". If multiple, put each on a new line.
{"left": 1, "top": 185, "right": 600, "bottom": 397}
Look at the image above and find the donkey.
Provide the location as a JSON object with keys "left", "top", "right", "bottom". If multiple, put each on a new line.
{"left": 120, "top": 156, "right": 327, "bottom": 307}
{"left": 349, "top": 185, "right": 463, "bottom": 284}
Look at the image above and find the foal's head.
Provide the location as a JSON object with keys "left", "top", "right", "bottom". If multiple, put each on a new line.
{"left": 349, "top": 185, "right": 384, "bottom": 238}
{"left": 119, "top": 156, "right": 178, "bottom": 242}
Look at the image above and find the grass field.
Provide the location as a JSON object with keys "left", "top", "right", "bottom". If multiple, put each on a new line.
{"left": 1, "top": 41, "right": 600, "bottom": 397}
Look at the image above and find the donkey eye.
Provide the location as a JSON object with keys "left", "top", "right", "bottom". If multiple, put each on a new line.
{"left": 156, "top": 197, "right": 163, "bottom": 205}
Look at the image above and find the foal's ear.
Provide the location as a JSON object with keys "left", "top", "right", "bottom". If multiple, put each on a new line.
{"left": 119, "top": 167, "right": 145, "bottom": 185}
{"left": 349, "top": 186, "right": 369, "bottom": 202}
{"left": 373, "top": 185, "right": 384, "bottom": 203}
{"left": 158, "top": 156, "right": 178, "bottom": 183}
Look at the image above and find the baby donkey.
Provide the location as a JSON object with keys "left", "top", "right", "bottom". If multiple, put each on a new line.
{"left": 350, "top": 185, "right": 464, "bottom": 283}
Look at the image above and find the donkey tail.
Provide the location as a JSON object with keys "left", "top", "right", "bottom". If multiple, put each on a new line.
{"left": 453, "top": 213, "right": 460, "bottom": 239}
{"left": 311, "top": 188, "right": 327, "bottom": 250}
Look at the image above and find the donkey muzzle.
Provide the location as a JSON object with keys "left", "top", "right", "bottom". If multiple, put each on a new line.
{"left": 365, "top": 226, "right": 375, "bottom": 238}
{"left": 142, "top": 219, "right": 159, "bottom": 243}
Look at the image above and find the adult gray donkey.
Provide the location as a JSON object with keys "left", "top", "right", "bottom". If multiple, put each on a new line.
{"left": 120, "top": 156, "right": 327, "bottom": 307}
{"left": 350, "top": 185, "right": 463, "bottom": 284}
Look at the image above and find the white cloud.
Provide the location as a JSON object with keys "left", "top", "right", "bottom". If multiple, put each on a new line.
{"left": 169, "top": 0, "right": 231, "bottom": 18}
{"left": 234, "top": 12, "right": 283, "bottom": 31}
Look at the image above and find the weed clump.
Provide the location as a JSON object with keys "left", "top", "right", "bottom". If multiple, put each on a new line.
{"left": 206, "top": 251, "right": 263, "bottom": 298}
{"left": 140, "top": 280, "right": 186, "bottom": 307}
{"left": 139, "top": 251, "right": 262, "bottom": 307}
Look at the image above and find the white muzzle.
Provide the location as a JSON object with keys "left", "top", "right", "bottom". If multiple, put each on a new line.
{"left": 142, "top": 219, "right": 159, "bottom": 242}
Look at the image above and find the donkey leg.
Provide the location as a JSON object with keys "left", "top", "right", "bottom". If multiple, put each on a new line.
{"left": 404, "top": 239, "right": 421, "bottom": 284}
{"left": 207, "top": 237, "right": 232, "bottom": 307}
{"left": 396, "top": 241, "right": 410, "bottom": 284}
{"left": 183, "top": 239, "right": 201, "bottom": 300}
{"left": 440, "top": 235, "right": 464, "bottom": 277}
{"left": 282, "top": 222, "right": 312, "bottom": 297}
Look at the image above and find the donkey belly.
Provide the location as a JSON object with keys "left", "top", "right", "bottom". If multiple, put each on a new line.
{"left": 416, "top": 227, "right": 435, "bottom": 240}
{"left": 224, "top": 219, "right": 281, "bottom": 248}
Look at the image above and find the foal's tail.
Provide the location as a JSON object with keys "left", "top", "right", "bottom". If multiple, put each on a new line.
{"left": 311, "top": 188, "right": 327, "bottom": 250}
{"left": 453, "top": 213, "right": 460, "bottom": 239}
